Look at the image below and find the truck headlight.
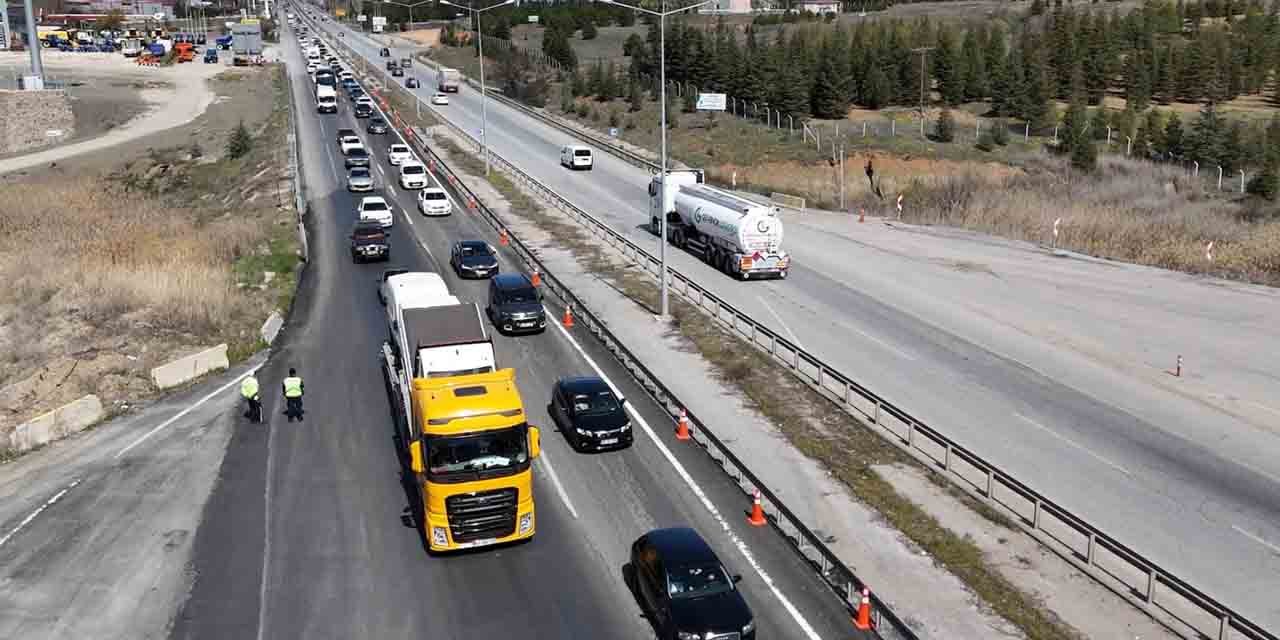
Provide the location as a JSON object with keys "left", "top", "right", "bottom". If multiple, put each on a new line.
{"left": 675, "top": 632, "right": 701, "bottom": 640}
{"left": 576, "top": 428, "right": 590, "bottom": 436}
{"left": 742, "top": 619, "right": 755, "bottom": 634}
{"left": 431, "top": 527, "right": 448, "bottom": 547}
{"left": 621, "top": 421, "right": 631, "bottom": 431}
{"left": 518, "top": 512, "right": 533, "bottom": 534}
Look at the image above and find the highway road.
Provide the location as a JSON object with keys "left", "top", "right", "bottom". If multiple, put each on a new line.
{"left": 172, "top": 22, "right": 857, "bottom": 639}
{"left": 312, "top": 15, "right": 1280, "bottom": 629}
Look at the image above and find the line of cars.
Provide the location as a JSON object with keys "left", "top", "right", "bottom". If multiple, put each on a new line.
{"left": 296, "top": 14, "right": 759, "bottom": 638}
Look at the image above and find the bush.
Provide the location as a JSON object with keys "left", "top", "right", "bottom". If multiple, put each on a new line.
{"left": 226, "top": 120, "right": 252, "bottom": 159}
{"left": 608, "top": 108, "right": 621, "bottom": 128}
{"left": 625, "top": 116, "right": 636, "bottom": 130}
{"left": 991, "top": 120, "right": 1010, "bottom": 146}
{"left": 582, "top": 20, "right": 597, "bottom": 40}
{"left": 589, "top": 106, "right": 601, "bottom": 122}
{"left": 1247, "top": 168, "right": 1279, "bottom": 200}
{"left": 1071, "top": 137, "right": 1097, "bottom": 172}
{"left": 935, "top": 109, "right": 956, "bottom": 143}
{"left": 575, "top": 102, "right": 590, "bottom": 118}
{"left": 975, "top": 134, "right": 995, "bottom": 152}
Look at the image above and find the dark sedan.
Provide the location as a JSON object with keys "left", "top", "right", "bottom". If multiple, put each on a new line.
{"left": 450, "top": 240, "right": 499, "bottom": 279}
{"left": 628, "top": 528, "right": 755, "bottom": 640}
{"left": 343, "top": 146, "right": 371, "bottom": 168}
{"left": 353, "top": 102, "right": 373, "bottom": 118}
{"left": 367, "top": 117, "right": 389, "bottom": 134}
{"left": 335, "top": 127, "right": 357, "bottom": 145}
{"left": 392, "top": 65, "right": 404, "bottom": 77}
{"left": 406, "top": 77, "right": 419, "bottom": 88}
{"left": 550, "top": 376, "right": 632, "bottom": 451}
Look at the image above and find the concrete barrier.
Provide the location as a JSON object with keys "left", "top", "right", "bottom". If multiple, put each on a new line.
{"left": 8, "top": 394, "right": 104, "bottom": 453}
{"left": 261, "top": 311, "right": 284, "bottom": 345}
{"left": 151, "top": 344, "right": 229, "bottom": 390}
{"left": 770, "top": 192, "right": 806, "bottom": 212}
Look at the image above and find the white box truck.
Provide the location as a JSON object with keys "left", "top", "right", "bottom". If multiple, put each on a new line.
{"left": 316, "top": 84, "right": 338, "bottom": 113}
{"left": 649, "top": 170, "right": 790, "bottom": 280}
{"left": 438, "top": 68, "right": 461, "bottom": 93}
{"left": 383, "top": 272, "right": 496, "bottom": 379}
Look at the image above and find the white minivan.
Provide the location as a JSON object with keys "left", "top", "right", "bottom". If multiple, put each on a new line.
{"left": 560, "top": 145, "right": 593, "bottom": 171}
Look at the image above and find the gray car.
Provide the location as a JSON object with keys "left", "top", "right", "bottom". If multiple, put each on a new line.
{"left": 347, "top": 166, "right": 374, "bottom": 192}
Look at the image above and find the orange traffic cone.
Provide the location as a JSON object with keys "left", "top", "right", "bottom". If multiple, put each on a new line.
{"left": 675, "top": 409, "right": 691, "bottom": 440}
{"left": 853, "top": 587, "right": 873, "bottom": 630}
{"left": 499, "top": 229, "right": 509, "bottom": 246}
{"left": 530, "top": 270, "right": 542, "bottom": 287}
{"left": 747, "top": 489, "right": 767, "bottom": 527}
{"left": 858, "top": 208, "right": 866, "bottom": 223}
{"left": 562, "top": 306, "right": 574, "bottom": 328}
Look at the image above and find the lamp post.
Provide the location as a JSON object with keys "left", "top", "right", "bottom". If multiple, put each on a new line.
{"left": 440, "top": 0, "right": 514, "bottom": 177}
{"left": 383, "top": 0, "right": 431, "bottom": 28}
{"left": 598, "top": 0, "right": 714, "bottom": 320}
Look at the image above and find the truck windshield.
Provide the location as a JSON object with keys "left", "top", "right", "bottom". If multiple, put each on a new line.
{"left": 426, "top": 425, "right": 530, "bottom": 482}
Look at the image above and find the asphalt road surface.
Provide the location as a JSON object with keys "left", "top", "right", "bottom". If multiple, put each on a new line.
{"left": 170, "top": 22, "right": 857, "bottom": 640}
{"left": 307, "top": 14, "right": 1280, "bottom": 630}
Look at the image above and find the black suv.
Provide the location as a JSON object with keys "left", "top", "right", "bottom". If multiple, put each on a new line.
{"left": 628, "top": 528, "right": 755, "bottom": 640}
{"left": 353, "top": 102, "right": 373, "bottom": 118}
{"left": 392, "top": 65, "right": 404, "bottom": 77}
{"left": 386, "top": 60, "right": 397, "bottom": 71}
{"left": 367, "top": 117, "right": 389, "bottom": 134}
{"left": 450, "top": 240, "right": 498, "bottom": 279}
{"left": 486, "top": 273, "right": 545, "bottom": 334}
{"left": 550, "top": 376, "right": 632, "bottom": 451}
{"left": 350, "top": 221, "right": 390, "bottom": 263}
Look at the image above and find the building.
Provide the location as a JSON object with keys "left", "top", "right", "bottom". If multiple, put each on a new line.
{"left": 796, "top": 0, "right": 841, "bottom": 14}
{"left": 702, "top": 0, "right": 753, "bottom": 14}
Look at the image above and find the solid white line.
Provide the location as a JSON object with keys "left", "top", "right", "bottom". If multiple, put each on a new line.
{"left": 757, "top": 295, "right": 804, "bottom": 350}
{"left": 841, "top": 321, "right": 916, "bottom": 361}
{"left": 1013, "top": 412, "right": 1132, "bottom": 476}
{"left": 256, "top": 378, "right": 278, "bottom": 640}
{"left": 375, "top": 163, "right": 386, "bottom": 178}
{"left": 1232, "top": 524, "right": 1280, "bottom": 555}
{"left": 549, "top": 318, "right": 824, "bottom": 640}
{"left": 1230, "top": 457, "right": 1280, "bottom": 487}
{"left": 114, "top": 365, "right": 264, "bottom": 460}
{"left": 0, "top": 478, "right": 82, "bottom": 549}
{"left": 536, "top": 450, "right": 579, "bottom": 520}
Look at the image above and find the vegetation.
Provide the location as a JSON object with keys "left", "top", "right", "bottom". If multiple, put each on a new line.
{"left": 227, "top": 120, "right": 252, "bottom": 159}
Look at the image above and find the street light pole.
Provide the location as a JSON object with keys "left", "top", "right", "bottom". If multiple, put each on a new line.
{"left": 440, "top": 0, "right": 513, "bottom": 177}
{"left": 600, "top": 0, "right": 713, "bottom": 320}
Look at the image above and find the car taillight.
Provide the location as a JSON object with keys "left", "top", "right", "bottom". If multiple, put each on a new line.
{"left": 739, "top": 256, "right": 753, "bottom": 270}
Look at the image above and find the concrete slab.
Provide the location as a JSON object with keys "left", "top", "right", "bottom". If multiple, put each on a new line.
{"left": 150, "top": 344, "right": 229, "bottom": 390}
{"left": 261, "top": 311, "right": 284, "bottom": 345}
{"left": 7, "top": 394, "right": 104, "bottom": 453}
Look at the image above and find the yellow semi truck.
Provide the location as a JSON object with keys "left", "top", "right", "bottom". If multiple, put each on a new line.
{"left": 380, "top": 279, "right": 539, "bottom": 552}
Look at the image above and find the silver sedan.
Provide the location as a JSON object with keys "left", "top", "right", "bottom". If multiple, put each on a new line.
{"left": 347, "top": 167, "right": 374, "bottom": 192}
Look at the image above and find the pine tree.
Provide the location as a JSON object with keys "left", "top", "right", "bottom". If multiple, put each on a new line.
{"left": 582, "top": 19, "right": 597, "bottom": 40}
{"left": 1060, "top": 96, "right": 1088, "bottom": 153}
{"left": 604, "top": 61, "right": 621, "bottom": 99}
{"left": 1220, "top": 120, "right": 1244, "bottom": 172}
{"left": 936, "top": 107, "right": 957, "bottom": 142}
{"left": 1246, "top": 167, "right": 1279, "bottom": 199}
{"left": 863, "top": 62, "right": 891, "bottom": 110}
{"left": 623, "top": 33, "right": 645, "bottom": 58}
{"left": 1163, "top": 111, "right": 1185, "bottom": 157}
{"left": 589, "top": 60, "right": 606, "bottom": 98}
{"left": 1124, "top": 48, "right": 1152, "bottom": 112}
{"left": 1071, "top": 132, "right": 1098, "bottom": 171}
{"left": 934, "top": 27, "right": 964, "bottom": 105}
{"left": 1022, "top": 38, "right": 1054, "bottom": 129}
{"left": 628, "top": 79, "right": 644, "bottom": 112}
{"left": 227, "top": 120, "right": 252, "bottom": 159}
{"left": 810, "top": 48, "right": 847, "bottom": 119}
{"left": 1090, "top": 107, "right": 1110, "bottom": 141}
{"left": 985, "top": 25, "right": 1010, "bottom": 114}
{"left": 1189, "top": 101, "right": 1225, "bottom": 165}
{"left": 1158, "top": 45, "right": 1177, "bottom": 103}
{"left": 1266, "top": 113, "right": 1280, "bottom": 169}
{"left": 961, "top": 27, "right": 988, "bottom": 102}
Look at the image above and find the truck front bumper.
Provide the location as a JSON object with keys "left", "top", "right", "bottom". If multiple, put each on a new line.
{"left": 425, "top": 503, "right": 535, "bottom": 552}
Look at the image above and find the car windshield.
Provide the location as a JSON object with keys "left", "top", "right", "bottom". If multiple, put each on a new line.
{"left": 504, "top": 286, "right": 537, "bottom": 304}
{"left": 571, "top": 390, "right": 620, "bottom": 416}
{"left": 423, "top": 191, "right": 446, "bottom": 200}
{"left": 403, "top": 165, "right": 424, "bottom": 175}
{"left": 362, "top": 201, "right": 388, "bottom": 211}
{"left": 426, "top": 425, "right": 530, "bottom": 481}
{"left": 460, "top": 244, "right": 492, "bottom": 258}
{"left": 371, "top": 118, "right": 385, "bottom": 125}
{"left": 348, "top": 148, "right": 367, "bottom": 157}
{"left": 667, "top": 563, "right": 734, "bottom": 600}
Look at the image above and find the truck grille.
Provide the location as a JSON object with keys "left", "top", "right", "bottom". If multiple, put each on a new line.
{"left": 445, "top": 488, "right": 518, "bottom": 542}
{"left": 706, "top": 633, "right": 741, "bottom": 640}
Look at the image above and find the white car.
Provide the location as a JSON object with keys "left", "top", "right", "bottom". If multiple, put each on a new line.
{"left": 355, "top": 95, "right": 374, "bottom": 108}
{"left": 418, "top": 187, "right": 452, "bottom": 216}
{"left": 339, "top": 70, "right": 354, "bottom": 81}
{"left": 339, "top": 135, "right": 364, "bottom": 154}
{"left": 399, "top": 161, "right": 428, "bottom": 190}
{"left": 387, "top": 143, "right": 414, "bottom": 166}
{"left": 357, "top": 196, "right": 394, "bottom": 228}
{"left": 430, "top": 93, "right": 449, "bottom": 106}
{"left": 306, "top": 62, "right": 319, "bottom": 74}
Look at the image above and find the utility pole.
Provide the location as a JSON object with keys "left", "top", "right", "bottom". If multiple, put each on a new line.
{"left": 911, "top": 46, "right": 934, "bottom": 135}
{"left": 21, "top": 0, "right": 43, "bottom": 85}
{"left": 1, "top": 0, "right": 12, "bottom": 52}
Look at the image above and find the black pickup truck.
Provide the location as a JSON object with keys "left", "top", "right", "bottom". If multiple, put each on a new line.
{"left": 350, "top": 220, "right": 390, "bottom": 263}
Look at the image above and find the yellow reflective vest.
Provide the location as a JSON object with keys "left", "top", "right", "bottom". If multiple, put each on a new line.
{"left": 282, "top": 376, "right": 304, "bottom": 398}
{"left": 241, "top": 376, "right": 259, "bottom": 399}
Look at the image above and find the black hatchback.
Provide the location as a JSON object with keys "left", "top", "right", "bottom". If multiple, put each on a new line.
{"left": 367, "top": 117, "right": 389, "bottom": 134}
{"left": 353, "top": 102, "right": 373, "bottom": 118}
{"left": 628, "top": 528, "right": 755, "bottom": 640}
{"left": 551, "top": 376, "right": 631, "bottom": 451}
{"left": 486, "top": 273, "right": 545, "bottom": 334}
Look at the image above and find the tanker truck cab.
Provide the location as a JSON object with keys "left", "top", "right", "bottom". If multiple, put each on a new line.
{"left": 649, "top": 170, "right": 790, "bottom": 280}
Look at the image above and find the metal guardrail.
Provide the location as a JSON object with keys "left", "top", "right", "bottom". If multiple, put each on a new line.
{"left": 320, "top": 31, "right": 910, "bottom": 640}
{"left": 280, "top": 55, "right": 309, "bottom": 263}
{"left": 395, "top": 54, "right": 1272, "bottom": 640}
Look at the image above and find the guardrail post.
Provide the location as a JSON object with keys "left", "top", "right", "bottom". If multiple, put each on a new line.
{"left": 1032, "top": 499, "right": 1041, "bottom": 529}
{"left": 873, "top": 401, "right": 880, "bottom": 425}
{"left": 1218, "top": 614, "right": 1231, "bottom": 640}
{"left": 816, "top": 366, "right": 824, "bottom": 389}
{"left": 1087, "top": 532, "right": 1096, "bottom": 566}
{"left": 1145, "top": 568, "right": 1157, "bottom": 604}
{"left": 985, "top": 468, "right": 994, "bottom": 498}
{"left": 906, "top": 421, "right": 915, "bottom": 447}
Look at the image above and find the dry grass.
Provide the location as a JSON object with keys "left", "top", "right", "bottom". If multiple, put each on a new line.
{"left": 434, "top": 127, "right": 1082, "bottom": 640}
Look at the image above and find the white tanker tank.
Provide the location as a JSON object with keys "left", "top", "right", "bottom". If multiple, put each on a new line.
{"left": 649, "top": 170, "right": 790, "bottom": 280}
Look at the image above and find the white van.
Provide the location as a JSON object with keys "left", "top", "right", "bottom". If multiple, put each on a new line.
{"left": 316, "top": 85, "right": 337, "bottom": 113}
{"left": 560, "top": 145, "right": 593, "bottom": 171}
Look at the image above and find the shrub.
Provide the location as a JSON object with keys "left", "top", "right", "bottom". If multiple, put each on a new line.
{"left": 935, "top": 109, "right": 956, "bottom": 143}
{"left": 227, "top": 120, "right": 252, "bottom": 159}
{"left": 1247, "top": 168, "right": 1279, "bottom": 200}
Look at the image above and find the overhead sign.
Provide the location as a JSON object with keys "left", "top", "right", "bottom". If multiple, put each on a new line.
{"left": 372, "top": 16, "right": 387, "bottom": 26}
{"left": 695, "top": 92, "right": 726, "bottom": 111}
{"left": 527, "top": 15, "right": 539, "bottom": 23}
{"left": 357, "top": 13, "right": 367, "bottom": 22}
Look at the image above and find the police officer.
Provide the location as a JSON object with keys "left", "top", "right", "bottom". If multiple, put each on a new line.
{"left": 241, "top": 373, "right": 262, "bottom": 423}
{"left": 282, "top": 368, "right": 305, "bottom": 422}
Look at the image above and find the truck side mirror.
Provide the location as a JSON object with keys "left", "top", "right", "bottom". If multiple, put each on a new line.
{"left": 409, "top": 439, "right": 424, "bottom": 473}
{"left": 528, "top": 426, "right": 541, "bottom": 459}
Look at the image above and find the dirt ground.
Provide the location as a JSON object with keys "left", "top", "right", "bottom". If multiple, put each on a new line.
{"left": 0, "top": 72, "right": 152, "bottom": 161}
{"left": 0, "top": 64, "right": 292, "bottom": 441}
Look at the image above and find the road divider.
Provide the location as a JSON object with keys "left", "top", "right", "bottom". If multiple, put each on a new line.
{"left": 7, "top": 395, "right": 104, "bottom": 454}
{"left": 151, "top": 344, "right": 229, "bottom": 391}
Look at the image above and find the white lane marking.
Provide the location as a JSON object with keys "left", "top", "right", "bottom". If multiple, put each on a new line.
{"left": 256, "top": 371, "right": 279, "bottom": 640}
{"left": 1230, "top": 457, "right": 1280, "bottom": 487}
{"left": 1013, "top": 412, "right": 1132, "bottom": 476}
{"left": 536, "top": 450, "right": 579, "bottom": 520}
{"left": 757, "top": 295, "right": 804, "bottom": 350}
{"left": 1247, "top": 400, "right": 1280, "bottom": 418}
{"left": 375, "top": 163, "right": 386, "bottom": 178}
{"left": 0, "top": 478, "right": 83, "bottom": 549}
{"left": 114, "top": 365, "right": 264, "bottom": 459}
{"left": 550, "top": 319, "right": 824, "bottom": 640}
{"left": 1232, "top": 525, "right": 1280, "bottom": 555}
{"left": 837, "top": 319, "right": 916, "bottom": 361}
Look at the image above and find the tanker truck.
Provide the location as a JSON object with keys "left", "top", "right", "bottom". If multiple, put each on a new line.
{"left": 648, "top": 170, "right": 790, "bottom": 280}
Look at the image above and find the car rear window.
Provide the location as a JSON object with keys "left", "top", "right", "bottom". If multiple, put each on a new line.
{"left": 363, "top": 201, "right": 388, "bottom": 212}
{"left": 422, "top": 191, "right": 446, "bottom": 200}
{"left": 348, "top": 148, "right": 368, "bottom": 156}
{"left": 574, "top": 149, "right": 591, "bottom": 157}
{"left": 403, "top": 165, "right": 425, "bottom": 175}
{"left": 349, "top": 168, "right": 369, "bottom": 177}
{"left": 391, "top": 145, "right": 409, "bottom": 153}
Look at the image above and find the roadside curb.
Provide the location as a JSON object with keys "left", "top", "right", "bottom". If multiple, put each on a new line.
{"left": 6, "top": 394, "right": 104, "bottom": 454}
